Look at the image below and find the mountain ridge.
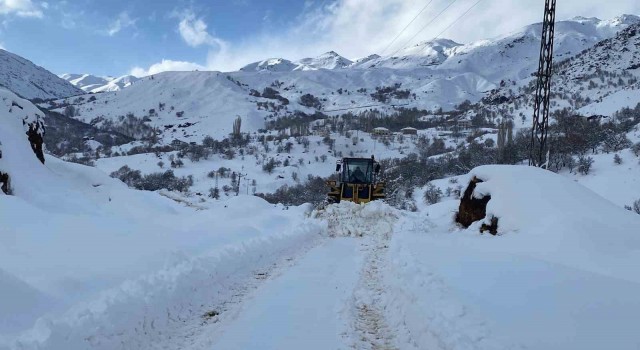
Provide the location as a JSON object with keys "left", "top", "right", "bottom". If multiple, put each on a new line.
{"left": 0, "top": 49, "right": 83, "bottom": 100}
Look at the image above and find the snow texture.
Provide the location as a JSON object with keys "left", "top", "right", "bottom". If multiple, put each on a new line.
{"left": 0, "top": 50, "right": 82, "bottom": 100}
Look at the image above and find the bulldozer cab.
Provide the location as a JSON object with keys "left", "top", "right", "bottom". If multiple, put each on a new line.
{"left": 327, "top": 156, "right": 385, "bottom": 204}
{"left": 338, "top": 158, "right": 377, "bottom": 184}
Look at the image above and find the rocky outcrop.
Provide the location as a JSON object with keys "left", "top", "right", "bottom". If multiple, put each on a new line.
{"left": 455, "top": 176, "right": 498, "bottom": 235}
{"left": 0, "top": 171, "right": 9, "bottom": 195}
{"left": 25, "top": 120, "right": 45, "bottom": 164}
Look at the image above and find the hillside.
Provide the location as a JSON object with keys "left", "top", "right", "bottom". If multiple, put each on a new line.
{"left": 47, "top": 67, "right": 494, "bottom": 141}
{"left": 41, "top": 15, "right": 639, "bottom": 145}
{"left": 0, "top": 50, "right": 83, "bottom": 100}
{"left": 459, "top": 21, "right": 640, "bottom": 135}
{"left": 60, "top": 73, "right": 140, "bottom": 93}
{"left": 362, "top": 15, "right": 640, "bottom": 81}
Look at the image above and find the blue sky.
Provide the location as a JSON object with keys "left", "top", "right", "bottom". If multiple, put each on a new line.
{"left": 1, "top": 0, "right": 316, "bottom": 76}
{"left": 1, "top": 0, "right": 639, "bottom": 77}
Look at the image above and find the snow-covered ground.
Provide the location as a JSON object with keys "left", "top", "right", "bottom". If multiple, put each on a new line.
{"left": 2, "top": 10, "right": 640, "bottom": 350}
{"left": 4, "top": 153, "right": 640, "bottom": 349}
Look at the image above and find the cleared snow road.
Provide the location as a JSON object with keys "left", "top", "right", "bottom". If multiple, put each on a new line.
{"left": 209, "top": 237, "right": 364, "bottom": 350}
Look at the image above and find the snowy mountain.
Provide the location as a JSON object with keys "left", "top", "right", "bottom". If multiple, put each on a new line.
{"left": 0, "top": 50, "right": 83, "bottom": 100}
{"left": 363, "top": 15, "right": 640, "bottom": 81}
{"left": 350, "top": 54, "right": 381, "bottom": 67}
{"left": 355, "top": 39, "right": 462, "bottom": 69}
{"left": 296, "top": 51, "right": 354, "bottom": 70}
{"left": 48, "top": 66, "right": 495, "bottom": 141}
{"left": 60, "top": 73, "right": 140, "bottom": 93}
{"left": 60, "top": 73, "right": 110, "bottom": 91}
{"left": 462, "top": 20, "right": 640, "bottom": 134}
{"left": 240, "top": 58, "right": 301, "bottom": 72}
{"left": 45, "top": 15, "right": 639, "bottom": 144}
{"left": 240, "top": 51, "right": 354, "bottom": 72}
{"left": 557, "top": 21, "right": 640, "bottom": 115}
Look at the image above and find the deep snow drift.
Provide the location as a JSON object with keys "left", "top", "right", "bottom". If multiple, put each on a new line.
{"left": 0, "top": 89, "right": 326, "bottom": 349}
{"left": 386, "top": 165, "right": 640, "bottom": 350}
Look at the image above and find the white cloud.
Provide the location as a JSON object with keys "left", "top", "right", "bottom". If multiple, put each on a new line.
{"left": 130, "top": 9, "right": 229, "bottom": 76}
{"left": 176, "top": 10, "right": 227, "bottom": 49}
{"left": 0, "top": 0, "right": 43, "bottom": 18}
{"left": 132, "top": 0, "right": 640, "bottom": 74}
{"left": 107, "top": 11, "right": 136, "bottom": 36}
{"left": 130, "top": 59, "right": 206, "bottom": 77}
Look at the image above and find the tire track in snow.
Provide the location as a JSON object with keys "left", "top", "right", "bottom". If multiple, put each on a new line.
{"left": 339, "top": 203, "right": 401, "bottom": 350}
{"left": 154, "top": 231, "right": 325, "bottom": 350}
{"left": 351, "top": 233, "right": 399, "bottom": 350}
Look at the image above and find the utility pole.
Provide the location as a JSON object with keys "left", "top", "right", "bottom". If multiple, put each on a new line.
{"left": 236, "top": 166, "right": 246, "bottom": 196}
{"left": 529, "top": 0, "right": 557, "bottom": 167}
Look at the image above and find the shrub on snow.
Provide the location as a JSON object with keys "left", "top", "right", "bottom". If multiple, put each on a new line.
{"left": 423, "top": 183, "right": 443, "bottom": 205}
{"left": 614, "top": 154, "right": 622, "bottom": 165}
{"left": 632, "top": 142, "right": 640, "bottom": 157}
{"left": 110, "top": 166, "right": 193, "bottom": 193}
{"left": 631, "top": 199, "right": 640, "bottom": 215}
{"left": 577, "top": 156, "right": 594, "bottom": 175}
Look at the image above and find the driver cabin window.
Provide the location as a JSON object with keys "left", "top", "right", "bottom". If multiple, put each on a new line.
{"left": 344, "top": 160, "right": 372, "bottom": 183}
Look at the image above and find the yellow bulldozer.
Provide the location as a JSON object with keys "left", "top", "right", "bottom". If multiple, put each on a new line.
{"left": 326, "top": 156, "right": 385, "bottom": 204}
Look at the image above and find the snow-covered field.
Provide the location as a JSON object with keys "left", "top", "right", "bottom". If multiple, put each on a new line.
{"left": 4, "top": 138, "right": 640, "bottom": 350}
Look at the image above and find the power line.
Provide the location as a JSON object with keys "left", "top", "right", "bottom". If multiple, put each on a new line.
{"left": 380, "top": 0, "right": 435, "bottom": 55}
{"left": 387, "top": 0, "right": 460, "bottom": 58}
{"left": 432, "top": 0, "right": 483, "bottom": 40}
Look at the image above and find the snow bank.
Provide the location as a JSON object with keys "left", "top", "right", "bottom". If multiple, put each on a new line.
{"left": 386, "top": 165, "right": 640, "bottom": 350}
{"left": 1, "top": 88, "right": 327, "bottom": 346}
{"left": 0, "top": 268, "right": 52, "bottom": 335}
{"left": 469, "top": 165, "right": 640, "bottom": 278}
{"left": 0, "top": 88, "right": 46, "bottom": 195}
{"left": 317, "top": 201, "right": 398, "bottom": 237}
{"left": 8, "top": 212, "right": 322, "bottom": 350}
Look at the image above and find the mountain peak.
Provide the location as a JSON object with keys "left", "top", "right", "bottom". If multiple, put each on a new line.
{"left": 607, "top": 14, "right": 640, "bottom": 26}
{"left": 240, "top": 58, "right": 300, "bottom": 72}
{"left": 296, "top": 51, "right": 353, "bottom": 70}
{"left": 570, "top": 16, "right": 601, "bottom": 23}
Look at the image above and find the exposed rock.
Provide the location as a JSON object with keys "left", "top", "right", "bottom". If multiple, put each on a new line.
{"left": 480, "top": 216, "right": 499, "bottom": 235}
{"left": 0, "top": 171, "right": 9, "bottom": 195}
{"left": 25, "top": 121, "right": 45, "bottom": 164}
{"left": 456, "top": 176, "right": 498, "bottom": 234}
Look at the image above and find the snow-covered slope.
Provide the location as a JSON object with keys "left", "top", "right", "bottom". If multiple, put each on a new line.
{"left": 60, "top": 73, "right": 110, "bottom": 91}
{"left": 240, "top": 58, "right": 301, "bottom": 72}
{"left": 0, "top": 87, "right": 324, "bottom": 347}
{"left": 44, "top": 14, "right": 638, "bottom": 145}
{"left": 0, "top": 50, "right": 83, "bottom": 100}
{"left": 60, "top": 73, "right": 140, "bottom": 93}
{"left": 452, "top": 18, "right": 640, "bottom": 133}
{"left": 53, "top": 67, "right": 494, "bottom": 141}
{"left": 373, "top": 15, "right": 639, "bottom": 82}
{"left": 355, "top": 39, "right": 462, "bottom": 69}
{"left": 558, "top": 22, "right": 640, "bottom": 115}
{"left": 388, "top": 165, "right": 640, "bottom": 350}
{"left": 296, "top": 51, "right": 354, "bottom": 70}
{"left": 0, "top": 88, "right": 46, "bottom": 196}
{"left": 350, "top": 54, "right": 381, "bottom": 67}
{"left": 94, "top": 74, "right": 139, "bottom": 92}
